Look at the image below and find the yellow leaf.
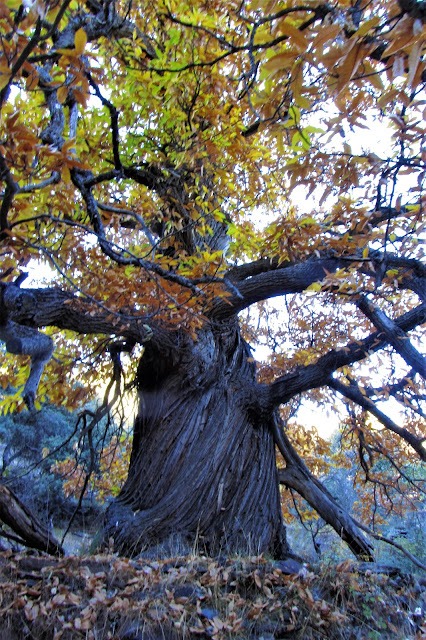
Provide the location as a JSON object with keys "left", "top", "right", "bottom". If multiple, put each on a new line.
{"left": 362, "top": 60, "right": 384, "bottom": 91}
{"left": 57, "top": 85, "right": 68, "bottom": 104}
{"left": 292, "top": 60, "right": 308, "bottom": 106}
{"left": 56, "top": 48, "right": 79, "bottom": 58}
{"left": 354, "top": 16, "right": 381, "bottom": 38}
{"left": 386, "top": 269, "right": 399, "bottom": 277}
{"left": 250, "top": 0, "right": 278, "bottom": 9}
{"left": 305, "top": 282, "right": 322, "bottom": 292}
{"left": 74, "top": 28, "right": 88, "bottom": 56}
{"left": 299, "top": 216, "right": 316, "bottom": 227}
{"left": 0, "top": 73, "right": 10, "bottom": 90}
{"left": 62, "top": 166, "right": 72, "bottom": 183}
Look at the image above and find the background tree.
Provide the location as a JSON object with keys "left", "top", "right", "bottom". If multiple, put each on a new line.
{"left": 0, "top": 0, "right": 424, "bottom": 560}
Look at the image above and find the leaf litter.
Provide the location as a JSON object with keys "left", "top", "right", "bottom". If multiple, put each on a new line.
{"left": 0, "top": 551, "right": 424, "bottom": 639}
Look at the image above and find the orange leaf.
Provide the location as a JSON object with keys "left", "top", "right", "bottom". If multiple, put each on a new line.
{"left": 264, "top": 51, "right": 295, "bottom": 73}
{"left": 407, "top": 40, "right": 422, "bottom": 87}
{"left": 277, "top": 20, "right": 308, "bottom": 51}
{"left": 336, "top": 42, "right": 365, "bottom": 93}
{"left": 74, "top": 28, "right": 88, "bottom": 56}
{"left": 311, "top": 24, "right": 341, "bottom": 50}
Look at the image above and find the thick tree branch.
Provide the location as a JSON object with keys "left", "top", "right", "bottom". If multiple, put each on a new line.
{"left": 226, "top": 257, "right": 282, "bottom": 281}
{"left": 0, "top": 282, "right": 154, "bottom": 406}
{"left": 51, "top": 3, "right": 156, "bottom": 58}
{"left": 357, "top": 296, "right": 426, "bottom": 378}
{"left": 217, "top": 252, "right": 425, "bottom": 319}
{"left": 271, "top": 415, "right": 374, "bottom": 560}
{"left": 329, "top": 377, "right": 426, "bottom": 460}
{"left": 1, "top": 284, "right": 154, "bottom": 344}
{"left": 212, "top": 258, "right": 348, "bottom": 318}
{"left": 265, "top": 303, "right": 426, "bottom": 407}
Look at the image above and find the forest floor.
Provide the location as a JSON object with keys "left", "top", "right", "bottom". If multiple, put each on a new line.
{"left": 0, "top": 550, "right": 424, "bottom": 640}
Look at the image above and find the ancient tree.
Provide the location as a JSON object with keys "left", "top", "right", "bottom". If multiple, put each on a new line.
{"left": 0, "top": 0, "right": 425, "bottom": 559}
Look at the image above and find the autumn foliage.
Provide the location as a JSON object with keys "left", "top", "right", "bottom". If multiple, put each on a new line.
{"left": 0, "top": 0, "right": 425, "bottom": 563}
{"left": 52, "top": 435, "right": 132, "bottom": 504}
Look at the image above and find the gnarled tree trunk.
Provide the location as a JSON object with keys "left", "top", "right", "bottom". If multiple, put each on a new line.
{"left": 104, "top": 321, "right": 290, "bottom": 558}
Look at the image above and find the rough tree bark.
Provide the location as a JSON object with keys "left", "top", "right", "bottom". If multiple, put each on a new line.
{"left": 104, "top": 320, "right": 375, "bottom": 560}
{"left": 104, "top": 321, "right": 291, "bottom": 558}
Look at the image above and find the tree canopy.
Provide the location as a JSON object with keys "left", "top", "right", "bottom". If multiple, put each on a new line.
{"left": 0, "top": 0, "right": 425, "bottom": 559}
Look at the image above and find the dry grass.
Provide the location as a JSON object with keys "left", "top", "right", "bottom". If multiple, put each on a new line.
{"left": 0, "top": 551, "right": 424, "bottom": 639}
